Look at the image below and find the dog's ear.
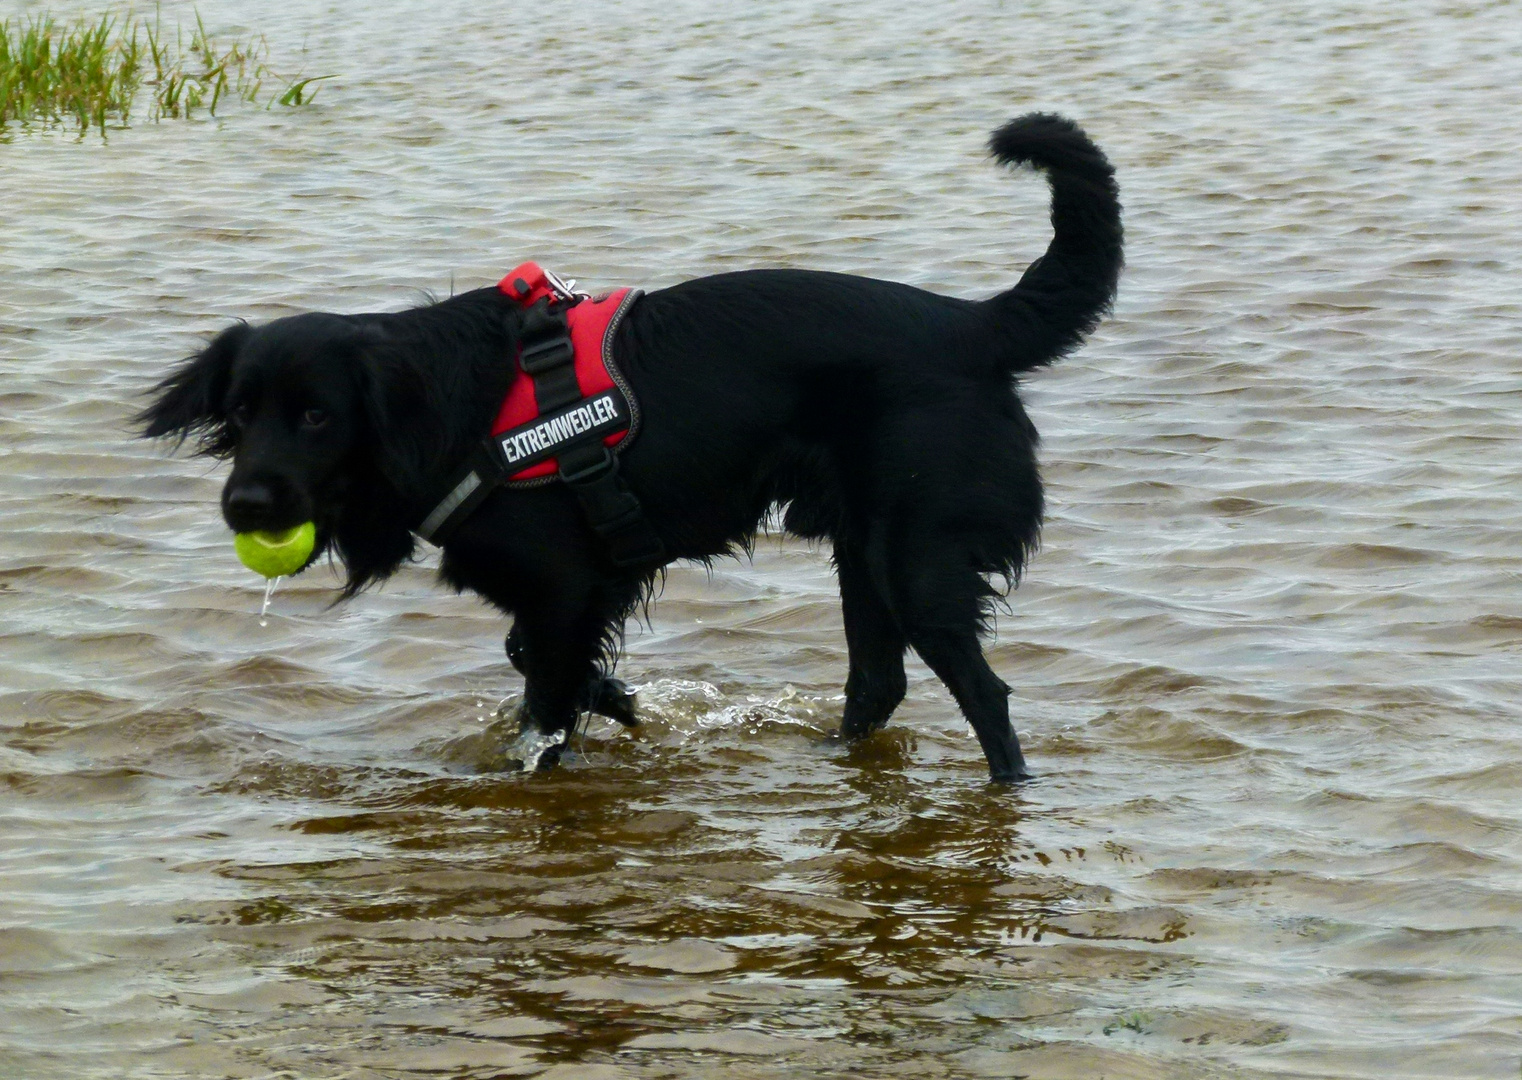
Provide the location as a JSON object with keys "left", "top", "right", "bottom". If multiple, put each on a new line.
{"left": 354, "top": 336, "right": 448, "bottom": 497}
{"left": 139, "top": 322, "right": 250, "bottom": 454}
{"left": 329, "top": 331, "right": 442, "bottom": 598}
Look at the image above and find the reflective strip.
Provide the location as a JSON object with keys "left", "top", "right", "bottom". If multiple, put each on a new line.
{"left": 417, "top": 469, "right": 482, "bottom": 542}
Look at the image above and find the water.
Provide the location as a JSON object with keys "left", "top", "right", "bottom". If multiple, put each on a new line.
{"left": 501, "top": 715, "right": 567, "bottom": 774}
{"left": 258, "top": 575, "right": 281, "bottom": 627}
{"left": 2, "top": 0, "right": 1521, "bottom": 1076}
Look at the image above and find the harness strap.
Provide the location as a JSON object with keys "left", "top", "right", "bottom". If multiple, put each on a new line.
{"left": 557, "top": 441, "right": 667, "bottom": 565}
{"left": 414, "top": 274, "right": 664, "bottom": 569}
{"left": 415, "top": 443, "right": 501, "bottom": 543}
{"left": 517, "top": 302, "right": 581, "bottom": 411}
{"left": 514, "top": 299, "right": 665, "bottom": 567}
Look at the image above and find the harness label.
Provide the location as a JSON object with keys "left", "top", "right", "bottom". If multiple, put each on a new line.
{"left": 497, "top": 389, "right": 627, "bottom": 470}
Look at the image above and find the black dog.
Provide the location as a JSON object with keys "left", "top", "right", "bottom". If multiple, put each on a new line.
{"left": 141, "top": 113, "right": 1122, "bottom": 782}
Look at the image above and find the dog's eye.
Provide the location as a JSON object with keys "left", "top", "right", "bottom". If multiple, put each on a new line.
{"left": 302, "top": 408, "right": 328, "bottom": 428}
{"left": 229, "top": 403, "right": 250, "bottom": 426}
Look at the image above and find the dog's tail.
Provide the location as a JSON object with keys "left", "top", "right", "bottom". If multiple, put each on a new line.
{"left": 985, "top": 113, "right": 1123, "bottom": 373}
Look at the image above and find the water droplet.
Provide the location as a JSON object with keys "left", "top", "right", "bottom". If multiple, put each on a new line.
{"left": 258, "top": 575, "right": 283, "bottom": 626}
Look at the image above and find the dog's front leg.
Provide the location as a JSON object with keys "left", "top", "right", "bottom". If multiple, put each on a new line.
{"left": 506, "top": 623, "right": 637, "bottom": 728}
{"left": 503, "top": 608, "right": 599, "bottom": 771}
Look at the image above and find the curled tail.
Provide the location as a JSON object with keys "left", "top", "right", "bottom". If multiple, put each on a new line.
{"left": 986, "top": 113, "right": 1123, "bottom": 373}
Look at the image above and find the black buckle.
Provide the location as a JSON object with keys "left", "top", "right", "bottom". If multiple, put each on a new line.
{"left": 558, "top": 446, "right": 652, "bottom": 551}
{"left": 519, "top": 334, "right": 574, "bottom": 374}
{"left": 558, "top": 444, "right": 617, "bottom": 486}
{"left": 516, "top": 300, "right": 574, "bottom": 374}
{"left": 595, "top": 499, "right": 651, "bottom": 539}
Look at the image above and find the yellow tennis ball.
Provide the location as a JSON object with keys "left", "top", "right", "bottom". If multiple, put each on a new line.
{"left": 234, "top": 522, "right": 316, "bottom": 578}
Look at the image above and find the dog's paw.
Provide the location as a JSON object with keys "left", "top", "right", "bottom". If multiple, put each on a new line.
{"left": 584, "top": 676, "right": 638, "bottom": 728}
{"left": 505, "top": 726, "right": 567, "bottom": 772}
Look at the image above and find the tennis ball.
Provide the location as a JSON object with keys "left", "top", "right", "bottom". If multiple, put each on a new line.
{"left": 234, "top": 522, "right": 316, "bottom": 578}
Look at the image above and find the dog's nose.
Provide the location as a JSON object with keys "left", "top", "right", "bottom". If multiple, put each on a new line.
{"left": 224, "top": 481, "right": 276, "bottom": 527}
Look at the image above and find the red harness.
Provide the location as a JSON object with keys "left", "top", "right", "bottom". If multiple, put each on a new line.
{"left": 413, "top": 263, "right": 662, "bottom": 567}
{"left": 492, "top": 263, "right": 641, "bottom": 484}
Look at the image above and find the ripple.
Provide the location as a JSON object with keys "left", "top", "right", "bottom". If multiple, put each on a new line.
{"left": 4, "top": 0, "right": 1522, "bottom": 1075}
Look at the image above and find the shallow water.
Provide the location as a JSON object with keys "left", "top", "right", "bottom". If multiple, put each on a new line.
{"left": 2, "top": 0, "right": 1521, "bottom": 1076}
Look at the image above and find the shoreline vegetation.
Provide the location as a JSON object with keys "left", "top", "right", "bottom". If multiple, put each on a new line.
{"left": 0, "top": 10, "right": 331, "bottom": 136}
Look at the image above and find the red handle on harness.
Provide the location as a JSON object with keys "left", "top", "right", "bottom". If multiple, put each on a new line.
{"left": 498, "top": 262, "right": 583, "bottom": 307}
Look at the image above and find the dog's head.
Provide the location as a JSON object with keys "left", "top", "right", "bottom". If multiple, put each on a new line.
{"left": 141, "top": 311, "right": 448, "bottom": 595}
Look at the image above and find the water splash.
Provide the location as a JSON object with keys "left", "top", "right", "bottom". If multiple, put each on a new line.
{"left": 504, "top": 725, "right": 567, "bottom": 773}
{"left": 258, "top": 576, "right": 283, "bottom": 626}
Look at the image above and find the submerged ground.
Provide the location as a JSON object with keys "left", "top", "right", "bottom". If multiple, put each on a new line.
{"left": 1, "top": 0, "right": 1520, "bottom": 1076}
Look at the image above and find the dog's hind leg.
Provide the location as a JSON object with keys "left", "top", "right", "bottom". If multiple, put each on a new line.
{"left": 506, "top": 624, "right": 637, "bottom": 727}
{"left": 882, "top": 542, "right": 1031, "bottom": 783}
{"left": 907, "top": 627, "right": 1029, "bottom": 783}
{"left": 834, "top": 539, "right": 907, "bottom": 740}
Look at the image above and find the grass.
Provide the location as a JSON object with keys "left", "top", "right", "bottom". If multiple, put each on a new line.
{"left": 1102, "top": 1011, "right": 1153, "bottom": 1036}
{"left": 0, "top": 8, "right": 332, "bottom": 135}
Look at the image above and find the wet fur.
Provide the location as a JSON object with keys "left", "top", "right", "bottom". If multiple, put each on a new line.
{"left": 141, "top": 113, "right": 1123, "bottom": 782}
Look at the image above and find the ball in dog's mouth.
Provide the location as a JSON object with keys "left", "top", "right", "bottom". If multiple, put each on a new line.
{"left": 234, "top": 522, "right": 316, "bottom": 578}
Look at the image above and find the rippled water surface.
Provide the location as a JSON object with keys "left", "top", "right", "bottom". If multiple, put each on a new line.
{"left": 3, "top": 1, "right": 1521, "bottom": 1076}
